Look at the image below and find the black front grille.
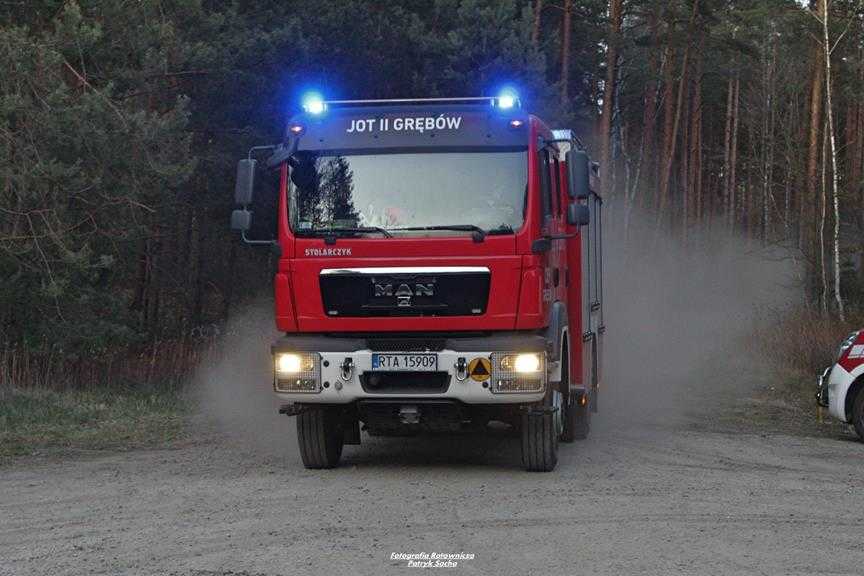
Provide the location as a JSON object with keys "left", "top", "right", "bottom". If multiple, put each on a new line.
{"left": 320, "top": 271, "right": 490, "bottom": 317}
{"left": 366, "top": 338, "right": 446, "bottom": 352}
{"left": 360, "top": 371, "right": 451, "bottom": 394}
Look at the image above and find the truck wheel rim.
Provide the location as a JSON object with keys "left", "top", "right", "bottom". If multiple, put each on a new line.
{"left": 552, "top": 390, "right": 563, "bottom": 437}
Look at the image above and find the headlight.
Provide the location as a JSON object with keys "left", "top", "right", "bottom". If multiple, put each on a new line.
{"left": 491, "top": 352, "right": 545, "bottom": 393}
{"left": 276, "top": 353, "right": 314, "bottom": 374}
{"left": 837, "top": 331, "right": 861, "bottom": 361}
{"left": 274, "top": 352, "right": 321, "bottom": 393}
{"left": 500, "top": 353, "right": 542, "bottom": 373}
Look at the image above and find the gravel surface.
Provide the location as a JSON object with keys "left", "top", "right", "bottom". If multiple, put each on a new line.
{"left": 2, "top": 411, "right": 862, "bottom": 576}
{"left": 3, "top": 239, "right": 860, "bottom": 575}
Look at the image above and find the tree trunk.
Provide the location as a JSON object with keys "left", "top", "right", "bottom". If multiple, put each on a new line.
{"left": 820, "top": 121, "right": 829, "bottom": 314}
{"left": 729, "top": 74, "right": 741, "bottom": 231}
{"left": 846, "top": 102, "right": 861, "bottom": 227}
{"left": 761, "top": 23, "right": 778, "bottom": 245}
{"left": 858, "top": 47, "right": 864, "bottom": 289}
{"left": 690, "top": 61, "right": 703, "bottom": 229}
{"left": 192, "top": 215, "right": 207, "bottom": 326}
{"left": 656, "top": 0, "right": 700, "bottom": 230}
{"left": 680, "top": 82, "right": 690, "bottom": 234}
{"left": 599, "top": 0, "right": 623, "bottom": 197}
{"left": 659, "top": 34, "right": 675, "bottom": 199}
{"left": 723, "top": 74, "right": 734, "bottom": 226}
{"left": 531, "top": 0, "right": 543, "bottom": 48}
{"left": 803, "top": 0, "right": 824, "bottom": 257}
{"left": 560, "top": 0, "right": 572, "bottom": 105}
{"left": 639, "top": 10, "right": 661, "bottom": 211}
{"left": 819, "top": 0, "right": 844, "bottom": 320}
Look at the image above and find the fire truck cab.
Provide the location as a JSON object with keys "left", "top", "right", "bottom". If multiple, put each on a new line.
{"left": 231, "top": 93, "right": 604, "bottom": 472}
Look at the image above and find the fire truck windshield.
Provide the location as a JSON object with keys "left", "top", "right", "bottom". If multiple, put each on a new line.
{"left": 288, "top": 150, "right": 527, "bottom": 236}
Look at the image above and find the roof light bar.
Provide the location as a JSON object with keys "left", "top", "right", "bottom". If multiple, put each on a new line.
{"left": 296, "top": 96, "right": 523, "bottom": 109}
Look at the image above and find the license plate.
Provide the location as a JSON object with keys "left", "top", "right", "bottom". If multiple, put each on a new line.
{"left": 371, "top": 353, "right": 438, "bottom": 372}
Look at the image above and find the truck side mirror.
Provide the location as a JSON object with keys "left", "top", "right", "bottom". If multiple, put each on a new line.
{"left": 231, "top": 209, "right": 252, "bottom": 231}
{"left": 566, "top": 150, "right": 590, "bottom": 199}
{"left": 567, "top": 203, "right": 590, "bottom": 227}
{"left": 235, "top": 159, "right": 257, "bottom": 205}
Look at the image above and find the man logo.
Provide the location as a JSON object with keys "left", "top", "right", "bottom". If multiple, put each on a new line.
{"left": 373, "top": 281, "right": 435, "bottom": 307}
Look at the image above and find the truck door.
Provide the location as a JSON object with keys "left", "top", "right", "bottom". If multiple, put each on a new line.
{"left": 537, "top": 147, "right": 561, "bottom": 316}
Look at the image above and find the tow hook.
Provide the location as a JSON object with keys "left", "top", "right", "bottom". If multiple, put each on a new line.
{"left": 399, "top": 405, "right": 421, "bottom": 424}
{"left": 455, "top": 357, "right": 468, "bottom": 381}
{"left": 340, "top": 357, "right": 354, "bottom": 381}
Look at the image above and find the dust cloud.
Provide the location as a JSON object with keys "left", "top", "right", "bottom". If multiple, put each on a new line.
{"left": 191, "top": 300, "right": 289, "bottom": 459}
{"left": 597, "top": 210, "right": 801, "bottom": 429}
{"left": 190, "top": 213, "right": 801, "bottom": 456}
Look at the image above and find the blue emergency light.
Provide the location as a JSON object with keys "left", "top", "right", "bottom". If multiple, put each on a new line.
{"left": 301, "top": 92, "right": 326, "bottom": 115}
{"left": 496, "top": 88, "right": 520, "bottom": 110}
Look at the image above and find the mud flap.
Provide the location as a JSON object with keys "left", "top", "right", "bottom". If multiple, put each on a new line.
{"left": 343, "top": 417, "right": 361, "bottom": 445}
{"left": 592, "top": 326, "right": 603, "bottom": 414}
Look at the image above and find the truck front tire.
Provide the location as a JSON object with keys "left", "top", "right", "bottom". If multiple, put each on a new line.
{"left": 297, "top": 406, "right": 344, "bottom": 469}
{"left": 852, "top": 389, "right": 864, "bottom": 441}
{"left": 521, "top": 389, "right": 559, "bottom": 472}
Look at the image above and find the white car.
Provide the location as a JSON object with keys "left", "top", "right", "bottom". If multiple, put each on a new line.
{"left": 817, "top": 329, "right": 864, "bottom": 439}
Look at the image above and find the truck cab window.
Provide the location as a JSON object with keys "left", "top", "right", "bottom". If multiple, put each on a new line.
{"left": 538, "top": 149, "right": 553, "bottom": 220}
{"left": 289, "top": 150, "right": 528, "bottom": 235}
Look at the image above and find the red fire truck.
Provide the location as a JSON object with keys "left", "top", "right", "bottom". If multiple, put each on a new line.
{"left": 231, "top": 92, "right": 604, "bottom": 471}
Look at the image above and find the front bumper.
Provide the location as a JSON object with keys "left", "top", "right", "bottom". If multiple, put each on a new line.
{"left": 271, "top": 333, "right": 549, "bottom": 405}
{"left": 816, "top": 365, "right": 832, "bottom": 408}
{"left": 817, "top": 363, "right": 855, "bottom": 422}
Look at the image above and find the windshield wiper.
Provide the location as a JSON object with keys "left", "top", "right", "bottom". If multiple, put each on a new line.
{"left": 297, "top": 226, "right": 393, "bottom": 242}
{"left": 487, "top": 225, "right": 514, "bottom": 235}
{"left": 389, "top": 224, "right": 488, "bottom": 241}
{"left": 389, "top": 224, "right": 516, "bottom": 242}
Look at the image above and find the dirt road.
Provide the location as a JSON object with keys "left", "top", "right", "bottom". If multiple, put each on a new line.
{"left": 3, "top": 238, "right": 861, "bottom": 575}
{"left": 2, "top": 406, "right": 862, "bottom": 576}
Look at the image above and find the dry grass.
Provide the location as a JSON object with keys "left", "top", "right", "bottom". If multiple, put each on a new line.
{"left": 0, "top": 337, "right": 215, "bottom": 390}
{"left": 0, "top": 384, "right": 188, "bottom": 461}
{"left": 0, "top": 337, "right": 215, "bottom": 462}
{"left": 754, "top": 307, "right": 863, "bottom": 377}
{"left": 736, "top": 306, "right": 863, "bottom": 439}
